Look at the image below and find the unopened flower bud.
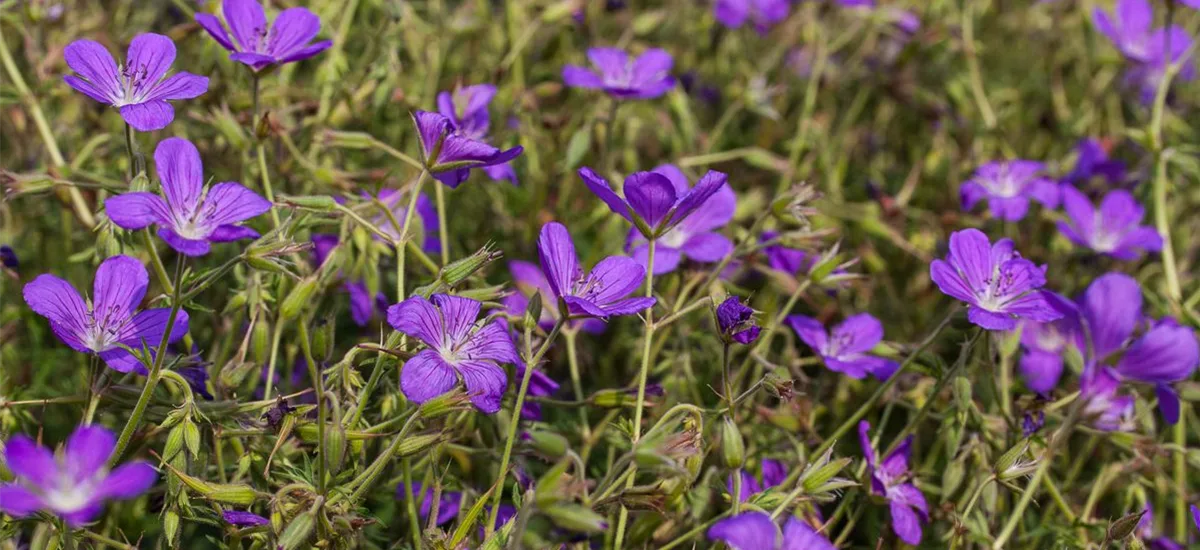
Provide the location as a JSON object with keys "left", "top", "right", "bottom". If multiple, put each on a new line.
{"left": 719, "top": 417, "right": 745, "bottom": 469}
{"left": 277, "top": 510, "right": 316, "bottom": 550}
{"left": 281, "top": 195, "right": 336, "bottom": 211}
{"left": 994, "top": 439, "right": 1038, "bottom": 481}
{"left": 418, "top": 389, "right": 472, "bottom": 418}
{"left": 279, "top": 277, "right": 319, "bottom": 321}
{"left": 441, "top": 244, "right": 502, "bottom": 287}
{"left": 1107, "top": 510, "right": 1147, "bottom": 542}
{"left": 522, "top": 430, "right": 569, "bottom": 460}
{"left": 542, "top": 504, "right": 608, "bottom": 534}
{"left": 324, "top": 130, "right": 377, "bottom": 150}
{"left": 395, "top": 432, "right": 445, "bottom": 457}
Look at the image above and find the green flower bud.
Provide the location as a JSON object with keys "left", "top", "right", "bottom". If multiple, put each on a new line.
{"left": 279, "top": 277, "right": 318, "bottom": 321}
{"left": 543, "top": 505, "right": 608, "bottom": 534}
{"left": 523, "top": 430, "right": 570, "bottom": 460}
{"left": 1106, "top": 509, "right": 1146, "bottom": 542}
{"left": 719, "top": 417, "right": 744, "bottom": 469}
{"left": 277, "top": 511, "right": 316, "bottom": 550}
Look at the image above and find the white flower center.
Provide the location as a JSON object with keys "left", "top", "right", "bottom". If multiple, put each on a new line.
{"left": 41, "top": 474, "right": 98, "bottom": 513}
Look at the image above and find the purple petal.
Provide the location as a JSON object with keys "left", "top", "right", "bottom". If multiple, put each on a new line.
{"left": 387, "top": 295, "right": 445, "bottom": 349}
{"left": 223, "top": 0, "right": 268, "bottom": 52}
{"left": 400, "top": 350, "right": 458, "bottom": 404}
{"left": 561, "top": 65, "right": 604, "bottom": 89}
{"left": 458, "top": 360, "right": 508, "bottom": 413}
{"left": 668, "top": 170, "right": 727, "bottom": 227}
{"left": 1019, "top": 350, "right": 1064, "bottom": 395}
{"left": 64, "top": 426, "right": 115, "bottom": 483}
{"left": 125, "top": 34, "right": 176, "bottom": 99}
{"left": 681, "top": 232, "right": 733, "bottom": 264}
{"left": 651, "top": 164, "right": 691, "bottom": 195}
{"left": 707, "top": 511, "right": 779, "bottom": 550}
{"left": 93, "top": 255, "right": 150, "bottom": 329}
{"left": 266, "top": 7, "right": 320, "bottom": 57}
{"left": 857, "top": 420, "right": 878, "bottom": 468}
{"left": 99, "top": 348, "right": 148, "bottom": 374}
{"left": 832, "top": 313, "right": 885, "bottom": 354}
{"left": 275, "top": 40, "right": 332, "bottom": 65}
{"left": 23, "top": 273, "right": 89, "bottom": 345}
{"left": 946, "top": 228, "right": 992, "bottom": 293}
{"left": 460, "top": 321, "right": 520, "bottom": 364}
{"left": 482, "top": 162, "right": 519, "bottom": 186}
{"left": 412, "top": 111, "right": 450, "bottom": 162}
{"left": 889, "top": 500, "right": 924, "bottom": 545}
{"left": 98, "top": 462, "right": 157, "bottom": 500}
{"left": 61, "top": 503, "right": 105, "bottom": 527}
{"left": 0, "top": 485, "right": 44, "bottom": 517}
{"left": 988, "top": 195, "right": 1030, "bottom": 222}
{"left": 578, "top": 167, "right": 633, "bottom": 221}
{"left": 584, "top": 255, "right": 646, "bottom": 305}
{"left": 1079, "top": 272, "right": 1142, "bottom": 359}
{"left": 105, "top": 192, "right": 171, "bottom": 230}
{"left": 929, "top": 259, "right": 976, "bottom": 303}
{"left": 158, "top": 228, "right": 212, "bottom": 256}
{"left": 431, "top": 294, "right": 482, "bottom": 345}
{"left": 1156, "top": 384, "right": 1181, "bottom": 424}
{"left": 536, "top": 222, "right": 579, "bottom": 299}
{"left": 230, "top": 52, "right": 275, "bottom": 70}
{"left": 144, "top": 72, "right": 209, "bottom": 102}
{"left": 596, "top": 296, "right": 656, "bottom": 316}
{"left": 201, "top": 182, "right": 272, "bottom": 227}
{"left": 587, "top": 48, "right": 630, "bottom": 77}
{"left": 676, "top": 184, "right": 736, "bottom": 235}
{"left": 714, "top": 0, "right": 750, "bottom": 28}
{"left": 563, "top": 296, "right": 611, "bottom": 318}
{"left": 967, "top": 307, "right": 1018, "bottom": 331}
{"left": 346, "top": 282, "right": 375, "bottom": 326}
{"left": 223, "top": 510, "right": 270, "bottom": 527}
{"left": 1116, "top": 323, "right": 1199, "bottom": 384}
{"left": 195, "top": 13, "right": 235, "bottom": 50}
{"left": 630, "top": 244, "right": 682, "bottom": 275}
{"left": 787, "top": 315, "right": 828, "bottom": 353}
{"left": 63, "top": 39, "right": 120, "bottom": 103}
{"left": 782, "top": 518, "right": 836, "bottom": 550}
{"left": 4, "top": 435, "right": 57, "bottom": 489}
{"left": 154, "top": 137, "right": 204, "bottom": 214}
{"left": 119, "top": 101, "right": 174, "bottom": 132}
{"left": 208, "top": 225, "right": 260, "bottom": 242}
{"left": 64, "top": 75, "right": 115, "bottom": 104}
{"left": 510, "top": 260, "right": 555, "bottom": 302}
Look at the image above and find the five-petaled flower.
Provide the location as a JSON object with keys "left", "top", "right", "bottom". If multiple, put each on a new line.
{"left": 859, "top": 421, "right": 929, "bottom": 546}
{"left": 502, "top": 260, "right": 605, "bottom": 333}
{"left": 1058, "top": 186, "right": 1162, "bottom": 260}
{"left": 196, "top": 0, "right": 332, "bottom": 71}
{"left": 708, "top": 511, "right": 834, "bottom": 550}
{"left": 412, "top": 111, "right": 524, "bottom": 188}
{"left": 1063, "top": 138, "right": 1125, "bottom": 186}
{"left": 436, "top": 84, "right": 518, "bottom": 186}
{"left": 536, "top": 222, "right": 656, "bottom": 319}
{"left": 0, "top": 425, "right": 157, "bottom": 526}
{"left": 23, "top": 255, "right": 190, "bottom": 374}
{"left": 387, "top": 294, "right": 519, "bottom": 413}
{"left": 714, "top": 0, "right": 790, "bottom": 34}
{"left": 561, "top": 48, "right": 676, "bottom": 100}
{"left": 105, "top": 137, "right": 272, "bottom": 257}
{"left": 1093, "top": 0, "right": 1196, "bottom": 102}
{"left": 959, "top": 160, "right": 1059, "bottom": 222}
{"left": 579, "top": 166, "right": 728, "bottom": 240}
{"left": 63, "top": 33, "right": 208, "bottom": 131}
{"left": 1013, "top": 292, "right": 1078, "bottom": 395}
{"left": 717, "top": 296, "right": 761, "bottom": 345}
{"left": 929, "top": 228, "right": 1063, "bottom": 330}
{"left": 788, "top": 313, "right": 899, "bottom": 380}
{"left": 624, "top": 165, "right": 736, "bottom": 274}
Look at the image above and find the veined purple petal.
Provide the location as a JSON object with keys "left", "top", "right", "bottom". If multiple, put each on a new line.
{"left": 1116, "top": 323, "right": 1198, "bottom": 384}
{"left": 458, "top": 360, "right": 507, "bottom": 413}
{"left": 63, "top": 40, "right": 120, "bottom": 104}
{"left": 400, "top": 350, "right": 458, "bottom": 404}
{"left": 0, "top": 485, "right": 44, "bottom": 517}
{"left": 145, "top": 72, "right": 209, "bottom": 102}
{"left": 682, "top": 232, "right": 733, "bottom": 263}
{"left": 105, "top": 192, "right": 171, "bottom": 230}
{"left": 223, "top": 510, "right": 270, "bottom": 527}
{"left": 266, "top": 7, "right": 320, "bottom": 58}
{"left": 431, "top": 294, "right": 481, "bottom": 345}
{"left": 200, "top": 182, "right": 272, "bottom": 228}
{"left": 223, "top": 0, "right": 268, "bottom": 53}
{"left": 707, "top": 511, "right": 779, "bottom": 550}
{"left": 195, "top": 13, "right": 236, "bottom": 51}
{"left": 578, "top": 167, "right": 633, "bottom": 221}
{"left": 782, "top": 518, "right": 835, "bottom": 550}
{"left": 583, "top": 255, "right": 646, "bottom": 306}
{"left": 831, "top": 313, "right": 885, "bottom": 355}
{"left": 125, "top": 34, "right": 176, "bottom": 100}
{"left": 536, "top": 222, "right": 580, "bottom": 299}
{"left": 208, "top": 225, "right": 260, "bottom": 242}
{"left": 115, "top": 308, "right": 190, "bottom": 354}
{"left": 23, "top": 274, "right": 90, "bottom": 346}
{"left": 119, "top": 101, "right": 174, "bottom": 132}
{"left": 1079, "top": 272, "right": 1142, "bottom": 359}
{"left": 889, "top": 500, "right": 924, "bottom": 545}
{"left": 64, "top": 426, "right": 116, "bottom": 484}
{"left": 788, "top": 315, "right": 828, "bottom": 354}
{"left": 158, "top": 228, "right": 212, "bottom": 257}
{"left": 668, "top": 170, "right": 727, "bottom": 227}
{"left": 155, "top": 137, "right": 204, "bottom": 214}
{"left": 460, "top": 321, "right": 520, "bottom": 364}
{"left": 92, "top": 255, "right": 149, "bottom": 330}
{"left": 624, "top": 171, "right": 677, "bottom": 228}
{"left": 387, "top": 295, "right": 446, "bottom": 349}
{"left": 412, "top": 111, "right": 451, "bottom": 163}
{"left": 274, "top": 40, "right": 332, "bottom": 65}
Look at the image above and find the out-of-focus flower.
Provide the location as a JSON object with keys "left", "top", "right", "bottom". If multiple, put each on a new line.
{"left": 713, "top": 0, "right": 789, "bottom": 34}
{"left": 859, "top": 421, "right": 928, "bottom": 545}
{"left": 0, "top": 425, "right": 157, "bottom": 526}
{"left": 1063, "top": 139, "right": 1125, "bottom": 186}
{"left": 363, "top": 190, "right": 441, "bottom": 254}
{"left": 579, "top": 166, "right": 727, "bottom": 240}
{"left": 789, "top": 314, "right": 898, "bottom": 380}
{"left": 396, "top": 483, "right": 462, "bottom": 526}
{"left": 516, "top": 363, "right": 559, "bottom": 420}
{"left": 1014, "top": 293, "right": 1078, "bottom": 394}
{"left": 1093, "top": 0, "right": 1196, "bottom": 102}
{"left": 1, "top": 245, "right": 18, "bottom": 270}
{"left": 536, "top": 222, "right": 656, "bottom": 319}
{"left": 387, "top": 294, "right": 518, "bottom": 413}
{"left": 1136, "top": 504, "right": 1185, "bottom": 550}
{"left": 223, "top": 510, "right": 269, "bottom": 527}
{"left": 707, "top": 511, "right": 834, "bottom": 549}
{"left": 1093, "top": 0, "right": 1155, "bottom": 61}
{"left": 412, "top": 111, "right": 523, "bottom": 188}
{"left": 624, "top": 165, "right": 734, "bottom": 274}
{"left": 176, "top": 362, "right": 215, "bottom": 400}
{"left": 1022, "top": 410, "right": 1045, "bottom": 436}
{"left": 1081, "top": 368, "right": 1136, "bottom": 431}
{"left": 106, "top": 138, "right": 271, "bottom": 257}
{"left": 23, "top": 255, "right": 189, "bottom": 374}
{"left": 562, "top": 48, "right": 675, "bottom": 100}
{"left": 1058, "top": 186, "right": 1162, "bottom": 260}
{"left": 63, "top": 34, "right": 208, "bottom": 131}
{"left": 196, "top": 0, "right": 332, "bottom": 71}
{"left": 959, "top": 160, "right": 1059, "bottom": 222}
{"left": 311, "top": 234, "right": 386, "bottom": 326}
{"left": 435, "top": 84, "right": 519, "bottom": 186}
{"left": 930, "top": 229, "right": 1062, "bottom": 331}
{"left": 717, "top": 296, "right": 761, "bottom": 345}
{"left": 726, "top": 458, "right": 786, "bottom": 502}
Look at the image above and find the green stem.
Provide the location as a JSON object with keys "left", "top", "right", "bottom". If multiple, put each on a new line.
{"left": 395, "top": 171, "right": 429, "bottom": 301}
{"left": 435, "top": 183, "right": 450, "bottom": 266}
{"left": 261, "top": 320, "right": 284, "bottom": 400}
{"left": 564, "top": 329, "right": 592, "bottom": 451}
{"left": 403, "top": 458, "right": 422, "bottom": 549}
{"left": 297, "top": 317, "right": 326, "bottom": 493}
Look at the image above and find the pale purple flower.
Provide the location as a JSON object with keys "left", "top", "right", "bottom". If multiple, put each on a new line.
{"left": 397, "top": 483, "right": 462, "bottom": 526}
{"left": 579, "top": 166, "right": 727, "bottom": 239}
{"left": 223, "top": 510, "right": 269, "bottom": 527}
{"left": 105, "top": 137, "right": 271, "bottom": 257}
{"left": 1094, "top": 0, "right": 1196, "bottom": 102}
{"left": 788, "top": 313, "right": 898, "bottom": 380}
{"left": 929, "top": 229, "right": 1063, "bottom": 330}
{"left": 726, "top": 459, "right": 786, "bottom": 502}
{"left": 708, "top": 511, "right": 834, "bottom": 550}
{"left": 436, "top": 84, "right": 518, "bottom": 186}
{"left": 536, "top": 222, "right": 656, "bottom": 319}
{"left": 1064, "top": 139, "right": 1124, "bottom": 185}
{"left": 0, "top": 425, "right": 157, "bottom": 526}
{"left": 713, "top": 0, "right": 789, "bottom": 34}
{"left": 562, "top": 48, "right": 675, "bottom": 100}
{"left": 717, "top": 296, "right": 760, "bottom": 345}
{"left": 624, "top": 165, "right": 735, "bottom": 274}
{"left": 195, "top": 0, "right": 332, "bottom": 71}
{"left": 1080, "top": 367, "right": 1136, "bottom": 431}
{"left": 761, "top": 231, "right": 811, "bottom": 275}
{"left": 1014, "top": 292, "right": 1078, "bottom": 394}
{"left": 365, "top": 190, "right": 441, "bottom": 255}
{"left": 412, "top": 111, "right": 523, "bottom": 188}
{"left": 1058, "top": 185, "right": 1163, "bottom": 260}
{"left": 959, "top": 160, "right": 1059, "bottom": 222}
{"left": 63, "top": 34, "right": 208, "bottom": 131}
{"left": 23, "top": 255, "right": 189, "bottom": 374}
{"left": 387, "top": 294, "right": 519, "bottom": 413}
{"left": 859, "top": 421, "right": 928, "bottom": 546}
{"left": 502, "top": 260, "right": 605, "bottom": 333}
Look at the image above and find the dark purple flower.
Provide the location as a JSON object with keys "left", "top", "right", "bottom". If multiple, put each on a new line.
{"left": 714, "top": 0, "right": 789, "bottom": 34}
{"left": 959, "top": 160, "right": 1059, "bottom": 222}
{"left": 708, "top": 512, "right": 834, "bottom": 550}
{"left": 63, "top": 34, "right": 208, "bottom": 131}
{"left": 536, "top": 222, "right": 656, "bottom": 319}
{"left": 562, "top": 48, "right": 675, "bottom": 100}
{"left": 502, "top": 260, "right": 605, "bottom": 333}
{"left": 412, "top": 111, "right": 523, "bottom": 188}
{"left": 579, "top": 166, "right": 727, "bottom": 239}
{"left": 23, "top": 255, "right": 189, "bottom": 374}
{"left": 725, "top": 458, "right": 786, "bottom": 502}
{"left": 859, "top": 421, "right": 928, "bottom": 545}
{"left": 1, "top": 245, "right": 18, "bottom": 269}
{"left": 717, "top": 296, "right": 760, "bottom": 345}
{"left": 1021, "top": 410, "right": 1045, "bottom": 437}
{"left": 195, "top": 0, "right": 332, "bottom": 71}
{"left": 929, "top": 229, "right": 1063, "bottom": 330}
{"left": 624, "top": 165, "right": 735, "bottom": 274}
{"left": 1058, "top": 186, "right": 1162, "bottom": 260}
{"left": 105, "top": 138, "right": 272, "bottom": 257}
{"left": 1014, "top": 293, "right": 1079, "bottom": 394}
{"left": 0, "top": 425, "right": 157, "bottom": 526}
{"left": 397, "top": 483, "right": 462, "bottom": 526}
{"left": 312, "top": 234, "right": 385, "bottom": 326}
{"left": 176, "top": 363, "right": 215, "bottom": 400}
{"left": 436, "top": 84, "right": 520, "bottom": 186}
{"left": 1064, "top": 139, "right": 1125, "bottom": 185}
{"left": 387, "top": 294, "right": 519, "bottom": 413}
{"left": 761, "top": 231, "right": 811, "bottom": 275}
{"left": 789, "top": 314, "right": 898, "bottom": 380}
{"left": 222, "top": 510, "right": 269, "bottom": 527}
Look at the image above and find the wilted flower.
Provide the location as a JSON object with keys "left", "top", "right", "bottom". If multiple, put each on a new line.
{"left": 929, "top": 229, "right": 1063, "bottom": 330}
{"left": 436, "top": 84, "right": 517, "bottom": 186}
{"left": 536, "top": 222, "right": 656, "bottom": 319}
{"left": 387, "top": 294, "right": 519, "bottom": 413}
{"left": 707, "top": 511, "right": 834, "bottom": 550}
{"left": 63, "top": 34, "right": 208, "bottom": 131}
{"left": 397, "top": 483, "right": 462, "bottom": 526}
{"left": 106, "top": 138, "right": 271, "bottom": 256}
{"left": 0, "top": 425, "right": 156, "bottom": 526}
{"left": 223, "top": 510, "right": 269, "bottom": 527}
{"left": 625, "top": 165, "right": 735, "bottom": 274}
{"left": 411, "top": 111, "right": 523, "bottom": 188}
{"left": 562, "top": 48, "right": 676, "bottom": 99}
{"left": 859, "top": 421, "right": 928, "bottom": 545}
{"left": 1014, "top": 293, "right": 1078, "bottom": 394}
{"left": 23, "top": 255, "right": 189, "bottom": 374}
{"left": 1057, "top": 186, "right": 1162, "bottom": 260}
{"left": 788, "top": 314, "right": 898, "bottom": 380}
{"left": 713, "top": 0, "right": 789, "bottom": 34}
{"left": 196, "top": 0, "right": 332, "bottom": 71}
{"left": 717, "top": 296, "right": 761, "bottom": 345}
{"left": 726, "top": 458, "right": 786, "bottom": 502}
{"left": 959, "top": 160, "right": 1059, "bottom": 222}
{"left": 578, "top": 166, "right": 727, "bottom": 239}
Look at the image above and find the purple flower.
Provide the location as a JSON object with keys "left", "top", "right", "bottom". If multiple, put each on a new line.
{"left": 364, "top": 190, "right": 441, "bottom": 255}
{"left": 503, "top": 261, "right": 605, "bottom": 334}
{"left": 0, "top": 425, "right": 157, "bottom": 526}
{"left": 1021, "top": 410, "right": 1045, "bottom": 436}
{"left": 222, "top": 510, "right": 269, "bottom": 527}
{"left": 23, "top": 255, "right": 189, "bottom": 374}
{"left": 1094, "top": 0, "right": 1196, "bottom": 101}
{"left": 1058, "top": 186, "right": 1162, "bottom": 260}
{"left": 726, "top": 458, "right": 786, "bottom": 502}
{"left": 624, "top": 165, "right": 735, "bottom": 274}
{"left": 1093, "top": 0, "right": 1155, "bottom": 61}
{"left": 707, "top": 511, "right": 834, "bottom": 550}
{"left": 788, "top": 313, "right": 898, "bottom": 380}
{"left": 714, "top": 0, "right": 789, "bottom": 34}
{"left": 1, "top": 245, "right": 18, "bottom": 269}
{"left": 195, "top": 0, "right": 332, "bottom": 71}
{"left": 1064, "top": 139, "right": 1125, "bottom": 185}
{"left": 397, "top": 483, "right": 462, "bottom": 526}
{"left": 959, "top": 160, "right": 1059, "bottom": 222}
{"left": 859, "top": 421, "right": 928, "bottom": 545}
{"left": 387, "top": 294, "right": 519, "bottom": 413}
{"left": 536, "top": 222, "right": 656, "bottom": 319}
{"left": 1081, "top": 368, "right": 1136, "bottom": 431}
{"left": 578, "top": 166, "right": 727, "bottom": 239}
{"left": 1014, "top": 293, "right": 1079, "bottom": 394}
{"left": 177, "top": 362, "right": 215, "bottom": 400}
{"left": 436, "top": 84, "right": 518, "bottom": 186}
{"left": 1192, "top": 505, "right": 1200, "bottom": 532}
{"left": 562, "top": 48, "right": 675, "bottom": 100}
{"left": 717, "top": 296, "right": 760, "bottom": 345}
{"left": 761, "top": 231, "right": 811, "bottom": 275}
{"left": 105, "top": 138, "right": 271, "bottom": 257}
{"left": 63, "top": 34, "right": 208, "bottom": 131}
{"left": 929, "top": 229, "right": 1063, "bottom": 330}
{"left": 412, "top": 111, "right": 523, "bottom": 188}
